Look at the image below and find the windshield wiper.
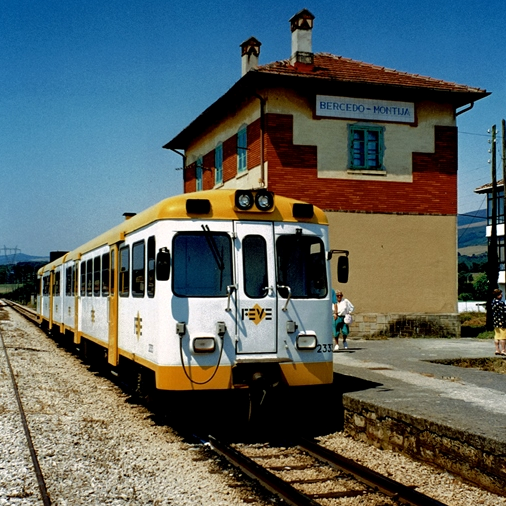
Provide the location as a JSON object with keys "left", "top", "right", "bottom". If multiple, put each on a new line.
{"left": 201, "top": 224, "right": 225, "bottom": 290}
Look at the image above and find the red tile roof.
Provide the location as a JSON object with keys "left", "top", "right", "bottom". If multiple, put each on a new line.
{"left": 256, "top": 53, "right": 487, "bottom": 95}
{"left": 475, "top": 180, "right": 504, "bottom": 193}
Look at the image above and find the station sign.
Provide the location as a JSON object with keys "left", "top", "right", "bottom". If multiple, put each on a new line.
{"left": 316, "top": 95, "right": 415, "bottom": 124}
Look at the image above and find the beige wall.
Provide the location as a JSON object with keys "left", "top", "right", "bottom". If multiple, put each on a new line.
{"left": 327, "top": 212, "right": 457, "bottom": 315}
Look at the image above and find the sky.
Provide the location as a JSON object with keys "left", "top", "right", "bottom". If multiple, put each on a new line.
{"left": 1, "top": 0, "right": 505, "bottom": 257}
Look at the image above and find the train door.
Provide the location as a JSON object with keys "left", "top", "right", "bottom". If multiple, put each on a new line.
{"left": 108, "top": 244, "right": 119, "bottom": 366}
{"left": 234, "top": 222, "right": 277, "bottom": 354}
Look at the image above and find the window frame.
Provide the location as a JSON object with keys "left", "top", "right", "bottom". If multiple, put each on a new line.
{"left": 348, "top": 124, "right": 385, "bottom": 171}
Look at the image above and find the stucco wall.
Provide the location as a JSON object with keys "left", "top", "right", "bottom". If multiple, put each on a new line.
{"left": 327, "top": 212, "right": 457, "bottom": 315}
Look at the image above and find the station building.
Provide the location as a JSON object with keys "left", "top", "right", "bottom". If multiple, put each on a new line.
{"left": 164, "top": 9, "right": 489, "bottom": 337}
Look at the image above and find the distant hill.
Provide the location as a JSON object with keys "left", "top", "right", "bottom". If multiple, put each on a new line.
{"left": 458, "top": 209, "right": 487, "bottom": 255}
{"left": 0, "top": 253, "right": 49, "bottom": 266}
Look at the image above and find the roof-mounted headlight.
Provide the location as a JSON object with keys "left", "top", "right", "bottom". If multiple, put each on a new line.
{"left": 255, "top": 190, "right": 274, "bottom": 211}
{"left": 235, "top": 190, "right": 254, "bottom": 211}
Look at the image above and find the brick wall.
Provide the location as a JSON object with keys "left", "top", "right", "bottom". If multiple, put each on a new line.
{"left": 183, "top": 113, "right": 458, "bottom": 218}
{"left": 266, "top": 114, "right": 458, "bottom": 216}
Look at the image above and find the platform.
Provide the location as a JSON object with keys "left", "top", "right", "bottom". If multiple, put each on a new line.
{"left": 334, "top": 338, "right": 506, "bottom": 495}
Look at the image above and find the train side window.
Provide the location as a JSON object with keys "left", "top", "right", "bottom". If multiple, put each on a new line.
{"left": 72, "top": 264, "right": 78, "bottom": 296}
{"left": 243, "top": 235, "right": 268, "bottom": 298}
{"left": 80, "top": 261, "right": 86, "bottom": 296}
{"left": 110, "top": 250, "right": 115, "bottom": 296}
{"left": 132, "top": 241, "right": 145, "bottom": 297}
{"left": 86, "top": 259, "right": 93, "bottom": 296}
{"left": 54, "top": 271, "right": 60, "bottom": 296}
{"left": 147, "top": 236, "right": 155, "bottom": 298}
{"left": 43, "top": 275, "right": 50, "bottom": 295}
{"left": 119, "top": 246, "right": 130, "bottom": 297}
{"left": 94, "top": 256, "right": 101, "bottom": 296}
{"left": 65, "top": 267, "right": 72, "bottom": 296}
{"left": 102, "top": 253, "right": 110, "bottom": 296}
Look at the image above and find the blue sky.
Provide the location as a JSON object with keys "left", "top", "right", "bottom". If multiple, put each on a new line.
{"left": 1, "top": 0, "right": 504, "bottom": 256}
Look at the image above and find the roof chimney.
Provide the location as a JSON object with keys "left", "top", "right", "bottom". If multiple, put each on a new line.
{"left": 240, "top": 37, "right": 261, "bottom": 76}
{"left": 289, "top": 9, "right": 315, "bottom": 66}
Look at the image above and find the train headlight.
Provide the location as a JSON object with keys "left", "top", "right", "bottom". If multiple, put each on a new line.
{"left": 191, "top": 336, "right": 216, "bottom": 353}
{"left": 296, "top": 333, "right": 317, "bottom": 350}
{"left": 235, "top": 190, "right": 254, "bottom": 210}
{"left": 255, "top": 190, "right": 274, "bottom": 211}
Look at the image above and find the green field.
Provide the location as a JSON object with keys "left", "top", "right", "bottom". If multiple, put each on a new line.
{"left": 0, "top": 284, "right": 20, "bottom": 294}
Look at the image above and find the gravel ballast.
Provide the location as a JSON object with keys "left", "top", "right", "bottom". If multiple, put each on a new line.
{"left": 1, "top": 306, "right": 505, "bottom": 505}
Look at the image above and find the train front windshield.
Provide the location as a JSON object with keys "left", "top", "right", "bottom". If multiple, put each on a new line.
{"left": 172, "top": 230, "right": 327, "bottom": 300}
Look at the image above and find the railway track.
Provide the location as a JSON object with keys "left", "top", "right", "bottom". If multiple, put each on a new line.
{"left": 0, "top": 300, "right": 51, "bottom": 505}
{"left": 207, "top": 435, "right": 448, "bottom": 506}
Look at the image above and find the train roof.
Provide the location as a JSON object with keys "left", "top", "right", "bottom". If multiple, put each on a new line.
{"left": 38, "top": 189, "right": 328, "bottom": 273}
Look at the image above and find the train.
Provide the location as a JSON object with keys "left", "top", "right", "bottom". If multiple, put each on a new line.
{"left": 37, "top": 189, "right": 348, "bottom": 399}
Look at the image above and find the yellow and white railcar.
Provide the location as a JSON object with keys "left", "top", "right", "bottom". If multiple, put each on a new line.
{"left": 37, "top": 189, "right": 347, "bottom": 392}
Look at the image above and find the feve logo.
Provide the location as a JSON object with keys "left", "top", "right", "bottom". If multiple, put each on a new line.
{"left": 242, "top": 304, "right": 272, "bottom": 325}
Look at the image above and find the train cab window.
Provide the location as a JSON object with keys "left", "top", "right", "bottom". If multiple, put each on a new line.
{"left": 147, "top": 236, "right": 155, "bottom": 298}
{"left": 65, "top": 267, "right": 72, "bottom": 296}
{"left": 173, "top": 232, "right": 232, "bottom": 297}
{"left": 132, "top": 241, "right": 145, "bottom": 297}
{"left": 54, "top": 271, "right": 60, "bottom": 296}
{"left": 119, "top": 246, "right": 130, "bottom": 297}
{"left": 86, "top": 259, "right": 93, "bottom": 296}
{"left": 80, "top": 261, "right": 86, "bottom": 296}
{"left": 243, "top": 235, "right": 268, "bottom": 298}
{"left": 102, "top": 253, "right": 110, "bottom": 296}
{"left": 94, "top": 256, "right": 101, "bottom": 296}
{"left": 276, "top": 235, "right": 327, "bottom": 299}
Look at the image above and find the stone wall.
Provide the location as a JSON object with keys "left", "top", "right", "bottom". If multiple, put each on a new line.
{"left": 343, "top": 396, "right": 506, "bottom": 496}
{"left": 348, "top": 313, "right": 461, "bottom": 339}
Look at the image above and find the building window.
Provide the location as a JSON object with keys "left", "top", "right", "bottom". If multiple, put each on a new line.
{"left": 215, "top": 143, "right": 223, "bottom": 185}
{"left": 237, "top": 126, "right": 247, "bottom": 173}
{"left": 196, "top": 157, "right": 203, "bottom": 191}
{"left": 348, "top": 125, "right": 384, "bottom": 170}
{"left": 487, "top": 190, "right": 505, "bottom": 225}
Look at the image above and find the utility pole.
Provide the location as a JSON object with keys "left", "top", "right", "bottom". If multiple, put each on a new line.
{"left": 487, "top": 125, "right": 499, "bottom": 329}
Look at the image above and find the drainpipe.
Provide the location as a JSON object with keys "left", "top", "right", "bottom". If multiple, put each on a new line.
{"left": 254, "top": 94, "right": 266, "bottom": 188}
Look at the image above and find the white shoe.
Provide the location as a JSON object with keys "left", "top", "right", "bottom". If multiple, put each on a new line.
{"left": 334, "top": 345, "right": 339, "bottom": 351}
{"left": 343, "top": 342, "right": 348, "bottom": 350}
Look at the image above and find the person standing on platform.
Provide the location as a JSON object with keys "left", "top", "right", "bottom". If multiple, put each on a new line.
{"left": 491, "top": 288, "right": 506, "bottom": 356}
{"left": 332, "top": 290, "right": 354, "bottom": 351}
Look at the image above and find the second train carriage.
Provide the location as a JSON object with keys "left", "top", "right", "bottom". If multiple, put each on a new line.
{"left": 37, "top": 189, "right": 348, "bottom": 392}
